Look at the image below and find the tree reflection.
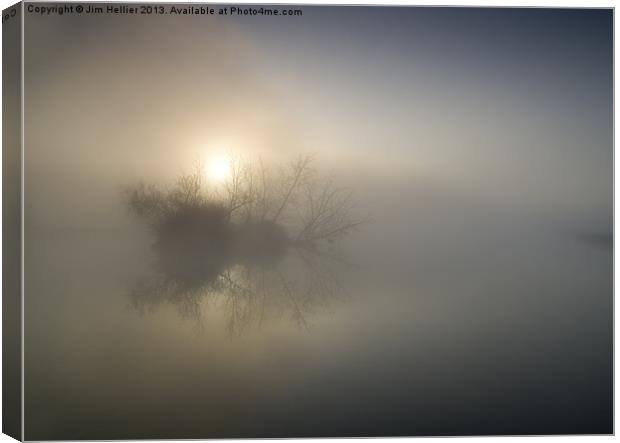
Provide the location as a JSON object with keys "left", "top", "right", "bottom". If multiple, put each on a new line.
{"left": 125, "top": 155, "right": 362, "bottom": 334}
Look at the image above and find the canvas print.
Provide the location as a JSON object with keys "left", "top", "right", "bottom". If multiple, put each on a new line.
{"left": 2, "top": 3, "right": 613, "bottom": 440}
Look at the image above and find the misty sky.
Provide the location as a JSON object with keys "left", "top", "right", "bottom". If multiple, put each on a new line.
{"left": 23, "top": 7, "right": 612, "bottom": 233}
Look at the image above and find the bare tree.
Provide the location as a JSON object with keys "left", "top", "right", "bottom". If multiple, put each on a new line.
{"left": 295, "top": 178, "right": 363, "bottom": 245}
{"left": 124, "top": 154, "right": 364, "bottom": 334}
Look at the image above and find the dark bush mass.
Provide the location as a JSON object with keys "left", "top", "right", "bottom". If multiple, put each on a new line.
{"left": 124, "top": 155, "right": 362, "bottom": 331}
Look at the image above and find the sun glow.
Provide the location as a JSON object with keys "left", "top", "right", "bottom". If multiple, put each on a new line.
{"left": 206, "top": 155, "right": 231, "bottom": 182}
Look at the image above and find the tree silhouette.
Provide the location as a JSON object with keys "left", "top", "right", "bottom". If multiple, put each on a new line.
{"left": 124, "top": 155, "right": 363, "bottom": 333}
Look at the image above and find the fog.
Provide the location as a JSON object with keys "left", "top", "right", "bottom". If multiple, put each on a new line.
{"left": 22, "top": 6, "right": 611, "bottom": 439}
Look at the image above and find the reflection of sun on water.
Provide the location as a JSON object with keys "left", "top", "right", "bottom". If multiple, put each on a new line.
{"left": 206, "top": 154, "right": 231, "bottom": 183}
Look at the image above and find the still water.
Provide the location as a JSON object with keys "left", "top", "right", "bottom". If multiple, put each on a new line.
{"left": 24, "top": 174, "right": 612, "bottom": 439}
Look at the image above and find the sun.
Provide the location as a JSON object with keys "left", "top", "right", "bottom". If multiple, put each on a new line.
{"left": 206, "top": 155, "right": 231, "bottom": 182}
